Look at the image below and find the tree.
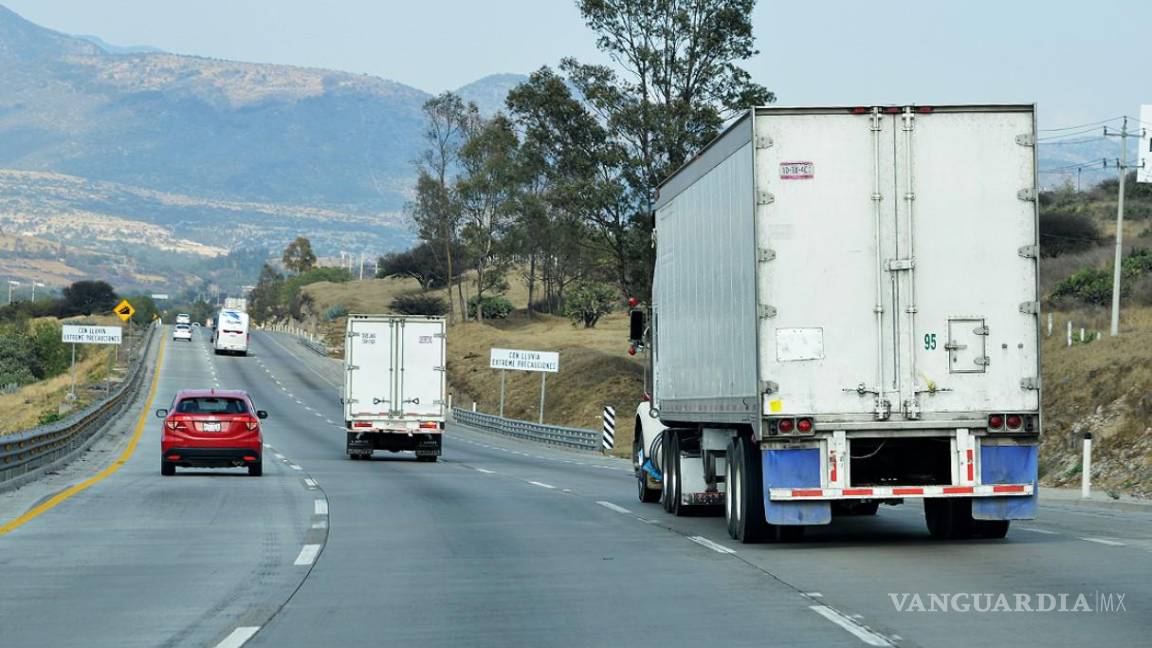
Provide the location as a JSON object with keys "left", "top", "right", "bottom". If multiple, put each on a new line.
{"left": 558, "top": 0, "right": 774, "bottom": 298}
{"left": 565, "top": 281, "right": 618, "bottom": 328}
{"left": 410, "top": 93, "right": 481, "bottom": 322}
{"left": 457, "top": 115, "right": 523, "bottom": 321}
{"left": 377, "top": 242, "right": 464, "bottom": 291}
{"left": 61, "top": 280, "right": 117, "bottom": 317}
{"left": 249, "top": 264, "right": 285, "bottom": 323}
{"left": 282, "top": 237, "right": 317, "bottom": 274}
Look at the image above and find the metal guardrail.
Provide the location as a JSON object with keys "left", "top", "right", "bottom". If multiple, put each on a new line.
{"left": 256, "top": 323, "right": 329, "bottom": 356}
{"left": 452, "top": 408, "right": 600, "bottom": 452}
{"left": 0, "top": 324, "right": 158, "bottom": 488}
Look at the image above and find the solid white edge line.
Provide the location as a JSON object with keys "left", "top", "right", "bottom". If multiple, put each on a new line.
{"left": 688, "top": 536, "right": 736, "bottom": 554}
{"left": 596, "top": 501, "right": 631, "bottom": 514}
{"left": 1082, "top": 537, "right": 1126, "bottom": 546}
{"left": 294, "top": 544, "right": 321, "bottom": 566}
{"left": 290, "top": 464, "right": 302, "bottom": 470}
{"left": 809, "top": 605, "right": 892, "bottom": 647}
{"left": 1019, "top": 527, "right": 1058, "bottom": 535}
{"left": 314, "top": 499, "right": 329, "bottom": 515}
{"left": 528, "top": 481, "right": 555, "bottom": 489}
{"left": 214, "top": 626, "right": 261, "bottom": 648}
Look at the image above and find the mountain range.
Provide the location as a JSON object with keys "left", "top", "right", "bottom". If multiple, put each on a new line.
{"left": 0, "top": 4, "right": 525, "bottom": 293}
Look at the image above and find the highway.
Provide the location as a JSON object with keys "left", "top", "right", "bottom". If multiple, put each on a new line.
{"left": 1, "top": 326, "right": 1149, "bottom": 647}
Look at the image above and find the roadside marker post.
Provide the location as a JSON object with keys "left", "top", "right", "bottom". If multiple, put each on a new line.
{"left": 1082, "top": 432, "right": 1093, "bottom": 499}
{"left": 601, "top": 406, "right": 616, "bottom": 453}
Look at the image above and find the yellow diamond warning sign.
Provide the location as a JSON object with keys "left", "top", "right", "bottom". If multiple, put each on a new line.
{"left": 114, "top": 299, "right": 135, "bottom": 322}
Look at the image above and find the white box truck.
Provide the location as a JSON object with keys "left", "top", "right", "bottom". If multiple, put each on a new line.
{"left": 630, "top": 105, "right": 1041, "bottom": 542}
{"left": 213, "top": 308, "right": 250, "bottom": 356}
{"left": 343, "top": 314, "right": 447, "bottom": 461}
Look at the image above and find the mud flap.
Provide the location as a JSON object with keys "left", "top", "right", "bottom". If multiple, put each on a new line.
{"left": 973, "top": 444, "right": 1038, "bottom": 520}
{"left": 762, "top": 447, "right": 831, "bottom": 525}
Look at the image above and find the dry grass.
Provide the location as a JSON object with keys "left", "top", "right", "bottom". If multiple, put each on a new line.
{"left": 0, "top": 345, "right": 117, "bottom": 435}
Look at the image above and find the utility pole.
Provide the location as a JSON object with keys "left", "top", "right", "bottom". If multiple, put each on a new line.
{"left": 31, "top": 281, "right": 44, "bottom": 301}
{"left": 359, "top": 252, "right": 365, "bottom": 280}
{"left": 6, "top": 280, "right": 19, "bottom": 305}
{"left": 1077, "top": 167, "right": 1082, "bottom": 192}
{"left": 1103, "top": 117, "right": 1146, "bottom": 336}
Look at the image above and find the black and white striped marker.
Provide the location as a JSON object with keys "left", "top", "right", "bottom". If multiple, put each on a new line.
{"left": 602, "top": 405, "right": 616, "bottom": 451}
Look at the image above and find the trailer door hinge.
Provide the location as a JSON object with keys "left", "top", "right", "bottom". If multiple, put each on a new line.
{"left": 1019, "top": 301, "right": 1041, "bottom": 315}
{"left": 433, "top": 366, "right": 446, "bottom": 372}
{"left": 755, "top": 134, "right": 774, "bottom": 149}
{"left": 346, "top": 398, "right": 359, "bottom": 404}
{"left": 1017, "top": 188, "right": 1037, "bottom": 202}
{"left": 1018, "top": 245, "right": 1039, "bottom": 259}
{"left": 347, "top": 331, "right": 360, "bottom": 338}
{"left": 758, "top": 248, "right": 777, "bottom": 262}
{"left": 885, "top": 258, "right": 915, "bottom": 272}
{"left": 757, "top": 191, "right": 775, "bottom": 206}
{"left": 347, "top": 364, "right": 360, "bottom": 371}
{"left": 1015, "top": 133, "right": 1036, "bottom": 147}
{"left": 758, "top": 305, "right": 778, "bottom": 319}
{"left": 973, "top": 356, "right": 991, "bottom": 367}
{"left": 973, "top": 325, "right": 990, "bottom": 336}
{"left": 433, "top": 332, "right": 446, "bottom": 339}
{"left": 1020, "top": 377, "right": 1040, "bottom": 390}
{"left": 760, "top": 380, "right": 779, "bottom": 395}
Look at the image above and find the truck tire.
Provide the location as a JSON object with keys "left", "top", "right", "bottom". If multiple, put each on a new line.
{"left": 161, "top": 461, "right": 175, "bottom": 476}
{"left": 635, "top": 432, "right": 660, "bottom": 503}
{"left": 248, "top": 461, "right": 262, "bottom": 477}
{"left": 973, "top": 519, "right": 1010, "bottom": 539}
{"left": 730, "top": 436, "right": 770, "bottom": 543}
{"left": 661, "top": 430, "right": 681, "bottom": 514}
{"left": 725, "top": 438, "right": 739, "bottom": 538}
{"left": 925, "top": 498, "right": 974, "bottom": 539}
{"left": 416, "top": 455, "right": 438, "bottom": 463}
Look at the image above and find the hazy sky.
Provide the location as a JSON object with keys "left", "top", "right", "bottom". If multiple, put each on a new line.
{"left": 5, "top": 0, "right": 1149, "bottom": 129}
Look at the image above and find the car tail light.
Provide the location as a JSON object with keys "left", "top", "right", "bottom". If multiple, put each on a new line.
{"left": 1006, "top": 414, "right": 1023, "bottom": 430}
{"left": 988, "top": 414, "right": 1004, "bottom": 430}
{"left": 778, "top": 418, "right": 795, "bottom": 434}
{"left": 242, "top": 416, "right": 259, "bottom": 431}
{"left": 796, "top": 418, "right": 813, "bottom": 433}
{"left": 243, "top": 455, "right": 258, "bottom": 462}
{"left": 166, "top": 419, "right": 186, "bottom": 430}
{"left": 167, "top": 454, "right": 181, "bottom": 461}
{"left": 419, "top": 422, "right": 438, "bottom": 430}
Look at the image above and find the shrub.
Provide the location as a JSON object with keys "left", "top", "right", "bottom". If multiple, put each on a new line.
{"left": 1051, "top": 267, "right": 1114, "bottom": 305}
{"left": 467, "top": 295, "right": 512, "bottom": 320}
{"left": 38, "top": 410, "right": 63, "bottom": 426}
{"left": 565, "top": 282, "right": 617, "bottom": 328}
{"left": 391, "top": 294, "right": 448, "bottom": 316}
{"left": 324, "top": 305, "right": 349, "bottom": 321}
{"left": 1039, "top": 210, "right": 1100, "bottom": 257}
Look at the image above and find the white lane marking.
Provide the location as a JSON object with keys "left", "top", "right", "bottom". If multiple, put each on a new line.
{"left": 528, "top": 481, "right": 555, "bottom": 489}
{"left": 312, "top": 519, "right": 328, "bottom": 529}
{"left": 1019, "top": 527, "right": 1058, "bottom": 535}
{"left": 314, "top": 412, "right": 323, "bottom": 417}
{"left": 274, "top": 453, "right": 285, "bottom": 460}
{"left": 326, "top": 419, "right": 335, "bottom": 425}
{"left": 809, "top": 605, "right": 891, "bottom": 647}
{"left": 295, "top": 399, "right": 304, "bottom": 404}
{"left": 263, "top": 443, "right": 272, "bottom": 449}
{"left": 305, "top": 406, "right": 313, "bottom": 411}
{"left": 290, "top": 464, "right": 302, "bottom": 470}
{"left": 294, "top": 544, "right": 321, "bottom": 566}
{"left": 314, "top": 499, "right": 329, "bottom": 515}
{"left": 475, "top": 468, "right": 495, "bottom": 474}
{"left": 304, "top": 478, "right": 318, "bottom": 488}
{"left": 1082, "top": 537, "right": 1126, "bottom": 546}
{"left": 806, "top": 592, "right": 823, "bottom": 598}
{"left": 596, "top": 501, "right": 631, "bottom": 514}
{"left": 688, "top": 536, "right": 736, "bottom": 555}
{"left": 214, "top": 626, "right": 261, "bottom": 648}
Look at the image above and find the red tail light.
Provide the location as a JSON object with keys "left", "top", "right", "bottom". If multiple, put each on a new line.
{"left": 243, "top": 455, "right": 258, "bottom": 462}
{"left": 796, "top": 418, "right": 813, "bottom": 433}
{"left": 627, "top": 297, "right": 639, "bottom": 307}
{"left": 628, "top": 345, "right": 637, "bottom": 356}
{"left": 167, "top": 454, "right": 181, "bottom": 461}
{"left": 165, "top": 418, "right": 186, "bottom": 430}
{"left": 778, "top": 418, "right": 795, "bottom": 434}
{"left": 850, "top": 106, "right": 870, "bottom": 114}
{"left": 883, "top": 106, "right": 902, "bottom": 114}
{"left": 988, "top": 414, "right": 1004, "bottom": 430}
{"left": 419, "top": 422, "right": 438, "bottom": 430}
{"left": 915, "top": 106, "right": 935, "bottom": 114}
{"left": 1006, "top": 414, "right": 1023, "bottom": 430}
{"left": 242, "top": 416, "right": 259, "bottom": 431}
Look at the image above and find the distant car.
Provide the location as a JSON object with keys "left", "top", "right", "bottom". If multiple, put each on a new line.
{"left": 172, "top": 324, "right": 193, "bottom": 342}
{"left": 156, "top": 389, "right": 267, "bottom": 476}
{"left": 175, "top": 313, "right": 191, "bottom": 325}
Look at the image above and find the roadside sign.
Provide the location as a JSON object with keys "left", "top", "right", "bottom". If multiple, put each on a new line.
{"left": 62, "top": 325, "right": 122, "bottom": 345}
{"left": 114, "top": 299, "right": 135, "bottom": 322}
{"left": 489, "top": 348, "right": 559, "bottom": 373}
{"left": 150, "top": 293, "right": 169, "bottom": 300}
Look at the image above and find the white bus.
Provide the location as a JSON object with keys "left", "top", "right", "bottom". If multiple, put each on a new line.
{"left": 213, "top": 309, "right": 250, "bottom": 356}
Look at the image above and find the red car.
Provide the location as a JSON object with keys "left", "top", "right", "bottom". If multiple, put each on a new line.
{"left": 156, "top": 389, "right": 267, "bottom": 476}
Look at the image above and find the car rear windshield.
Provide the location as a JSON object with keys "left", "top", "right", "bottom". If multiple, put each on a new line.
{"left": 175, "top": 397, "right": 249, "bottom": 414}
{"left": 176, "top": 324, "right": 190, "bottom": 330}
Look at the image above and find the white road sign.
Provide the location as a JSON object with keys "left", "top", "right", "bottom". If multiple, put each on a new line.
{"left": 489, "top": 347, "right": 559, "bottom": 373}
{"left": 1140, "top": 105, "right": 1152, "bottom": 184}
{"left": 62, "top": 325, "right": 122, "bottom": 345}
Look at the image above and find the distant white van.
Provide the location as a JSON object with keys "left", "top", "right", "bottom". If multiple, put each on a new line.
{"left": 213, "top": 309, "right": 250, "bottom": 356}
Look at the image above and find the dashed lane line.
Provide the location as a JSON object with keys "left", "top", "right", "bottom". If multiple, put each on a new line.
{"left": 596, "top": 501, "right": 631, "bottom": 514}
{"left": 214, "top": 626, "right": 261, "bottom": 648}
{"left": 528, "top": 481, "right": 555, "bottom": 489}
{"left": 688, "top": 536, "right": 737, "bottom": 555}
{"left": 1082, "top": 537, "right": 1126, "bottom": 546}
{"left": 314, "top": 499, "right": 329, "bottom": 515}
{"left": 293, "top": 544, "right": 322, "bottom": 566}
{"left": 809, "top": 605, "right": 892, "bottom": 647}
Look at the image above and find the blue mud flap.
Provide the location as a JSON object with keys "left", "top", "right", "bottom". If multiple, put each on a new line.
{"left": 762, "top": 448, "right": 831, "bottom": 525}
{"left": 973, "top": 444, "right": 1038, "bottom": 521}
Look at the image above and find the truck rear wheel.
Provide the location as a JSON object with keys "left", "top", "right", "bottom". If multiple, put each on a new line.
{"left": 416, "top": 455, "right": 438, "bottom": 463}
{"left": 661, "top": 430, "right": 682, "bottom": 515}
{"left": 925, "top": 498, "right": 974, "bottom": 539}
{"left": 728, "top": 436, "right": 770, "bottom": 543}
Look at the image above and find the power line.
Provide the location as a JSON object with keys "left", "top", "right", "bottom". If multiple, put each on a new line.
{"left": 1039, "top": 116, "right": 1125, "bottom": 133}
{"left": 1038, "top": 136, "right": 1111, "bottom": 146}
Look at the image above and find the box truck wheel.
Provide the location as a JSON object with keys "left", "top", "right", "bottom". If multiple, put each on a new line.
{"left": 634, "top": 429, "right": 660, "bottom": 503}
{"left": 661, "top": 429, "right": 682, "bottom": 515}
{"left": 925, "top": 498, "right": 974, "bottom": 539}
{"left": 417, "top": 455, "right": 438, "bottom": 463}
{"left": 728, "top": 436, "right": 770, "bottom": 543}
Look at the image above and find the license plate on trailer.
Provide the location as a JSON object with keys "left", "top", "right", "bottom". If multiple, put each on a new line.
{"left": 201, "top": 421, "right": 221, "bottom": 432}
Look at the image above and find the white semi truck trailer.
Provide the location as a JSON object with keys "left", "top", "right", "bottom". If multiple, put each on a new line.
{"left": 343, "top": 314, "right": 447, "bottom": 461}
{"left": 630, "top": 105, "right": 1041, "bottom": 542}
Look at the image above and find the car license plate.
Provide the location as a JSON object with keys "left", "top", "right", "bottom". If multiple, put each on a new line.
{"left": 202, "top": 421, "right": 221, "bottom": 432}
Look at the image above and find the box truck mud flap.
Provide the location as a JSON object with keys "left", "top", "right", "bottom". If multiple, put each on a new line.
{"left": 762, "top": 448, "right": 832, "bottom": 525}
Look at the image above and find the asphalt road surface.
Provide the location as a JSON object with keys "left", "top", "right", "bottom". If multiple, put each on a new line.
{"left": 1, "top": 326, "right": 1149, "bottom": 647}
